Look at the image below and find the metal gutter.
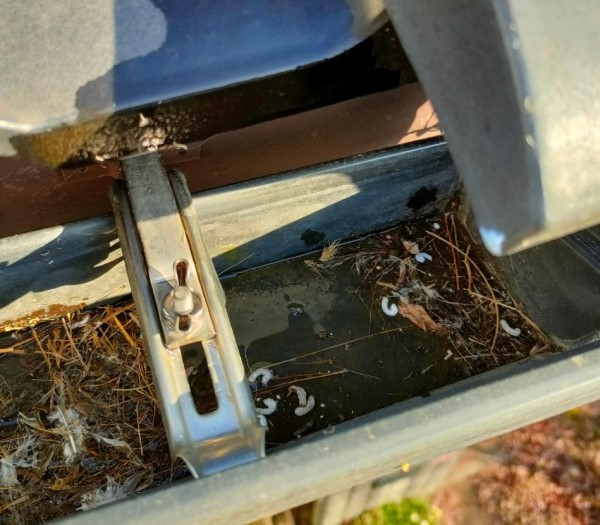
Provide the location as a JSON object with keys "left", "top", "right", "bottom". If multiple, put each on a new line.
{"left": 0, "top": 140, "right": 456, "bottom": 329}
{"left": 53, "top": 341, "right": 600, "bottom": 525}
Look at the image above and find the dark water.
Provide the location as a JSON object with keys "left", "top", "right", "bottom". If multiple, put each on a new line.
{"left": 222, "top": 253, "right": 459, "bottom": 446}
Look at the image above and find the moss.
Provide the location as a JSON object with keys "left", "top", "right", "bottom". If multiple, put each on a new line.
{"left": 352, "top": 498, "right": 442, "bottom": 525}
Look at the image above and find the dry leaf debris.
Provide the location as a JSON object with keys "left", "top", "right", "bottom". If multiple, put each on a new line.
{"left": 397, "top": 303, "right": 441, "bottom": 332}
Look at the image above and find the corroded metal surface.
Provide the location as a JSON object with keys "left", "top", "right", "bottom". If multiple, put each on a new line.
{"left": 4, "top": 22, "right": 405, "bottom": 165}
{"left": 0, "top": 84, "right": 440, "bottom": 237}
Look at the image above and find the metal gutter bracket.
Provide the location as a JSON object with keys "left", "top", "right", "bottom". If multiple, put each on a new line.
{"left": 111, "top": 152, "right": 264, "bottom": 477}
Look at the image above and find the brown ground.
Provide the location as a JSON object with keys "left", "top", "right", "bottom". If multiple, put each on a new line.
{"left": 433, "top": 402, "right": 600, "bottom": 525}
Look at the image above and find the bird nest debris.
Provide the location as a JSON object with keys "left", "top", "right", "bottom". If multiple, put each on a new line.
{"left": 304, "top": 203, "right": 553, "bottom": 375}
{"left": 0, "top": 203, "right": 554, "bottom": 523}
{"left": 0, "top": 303, "right": 183, "bottom": 524}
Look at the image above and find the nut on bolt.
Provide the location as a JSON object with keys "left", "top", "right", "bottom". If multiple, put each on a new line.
{"left": 162, "top": 259, "right": 203, "bottom": 334}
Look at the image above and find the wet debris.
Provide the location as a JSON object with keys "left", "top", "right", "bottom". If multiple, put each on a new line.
{"left": 46, "top": 407, "right": 86, "bottom": 463}
{"left": 304, "top": 240, "right": 347, "bottom": 276}
{"left": 403, "top": 240, "right": 420, "bottom": 255}
{"left": 397, "top": 303, "right": 441, "bottom": 333}
{"left": 0, "top": 437, "right": 39, "bottom": 490}
{"left": 302, "top": 203, "right": 552, "bottom": 376}
{"left": 0, "top": 203, "right": 554, "bottom": 523}
{"left": 319, "top": 240, "right": 341, "bottom": 263}
{"left": 293, "top": 420, "right": 314, "bottom": 437}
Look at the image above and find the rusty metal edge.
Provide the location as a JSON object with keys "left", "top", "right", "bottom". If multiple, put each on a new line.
{"left": 0, "top": 84, "right": 439, "bottom": 238}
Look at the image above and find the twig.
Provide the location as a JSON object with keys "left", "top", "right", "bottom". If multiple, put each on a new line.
{"left": 287, "top": 360, "right": 381, "bottom": 381}
{"left": 469, "top": 291, "right": 546, "bottom": 336}
{"left": 355, "top": 291, "right": 375, "bottom": 337}
{"left": 32, "top": 328, "right": 54, "bottom": 384}
{"left": 136, "top": 403, "right": 144, "bottom": 455}
{"left": 113, "top": 386, "right": 149, "bottom": 393}
{"left": 0, "top": 336, "right": 34, "bottom": 354}
{"left": 61, "top": 318, "right": 87, "bottom": 369}
{"left": 255, "top": 370, "right": 349, "bottom": 395}
{"left": 451, "top": 214, "right": 461, "bottom": 289}
{"left": 304, "top": 260, "right": 325, "bottom": 278}
{"left": 268, "top": 327, "right": 407, "bottom": 368}
{"left": 113, "top": 315, "right": 137, "bottom": 348}
{"left": 0, "top": 494, "right": 30, "bottom": 513}
{"left": 357, "top": 255, "right": 384, "bottom": 289}
{"left": 0, "top": 347, "right": 26, "bottom": 354}
{"left": 331, "top": 364, "right": 381, "bottom": 381}
{"left": 77, "top": 304, "right": 132, "bottom": 345}
{"left": 464, "top": 244, "right": 473, "bottom": 293}
{"left": 17, "top": 415, "right": 61, "bottom": 435}
{"left": 218, "top": 253, "right": 256, "bottom": 276}
{"left": 445, "top": 214, "right": 461, "bottom": 292}
{"left": 376, "top": 281, "right": 398, "bottom": 290}
{"left": 428, "top": 231, "right": 500, "bottom": 360}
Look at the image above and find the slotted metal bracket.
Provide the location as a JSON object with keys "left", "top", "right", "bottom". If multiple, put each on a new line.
{"left": 111, "top": 152, "right": 264, "bottom": 477}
